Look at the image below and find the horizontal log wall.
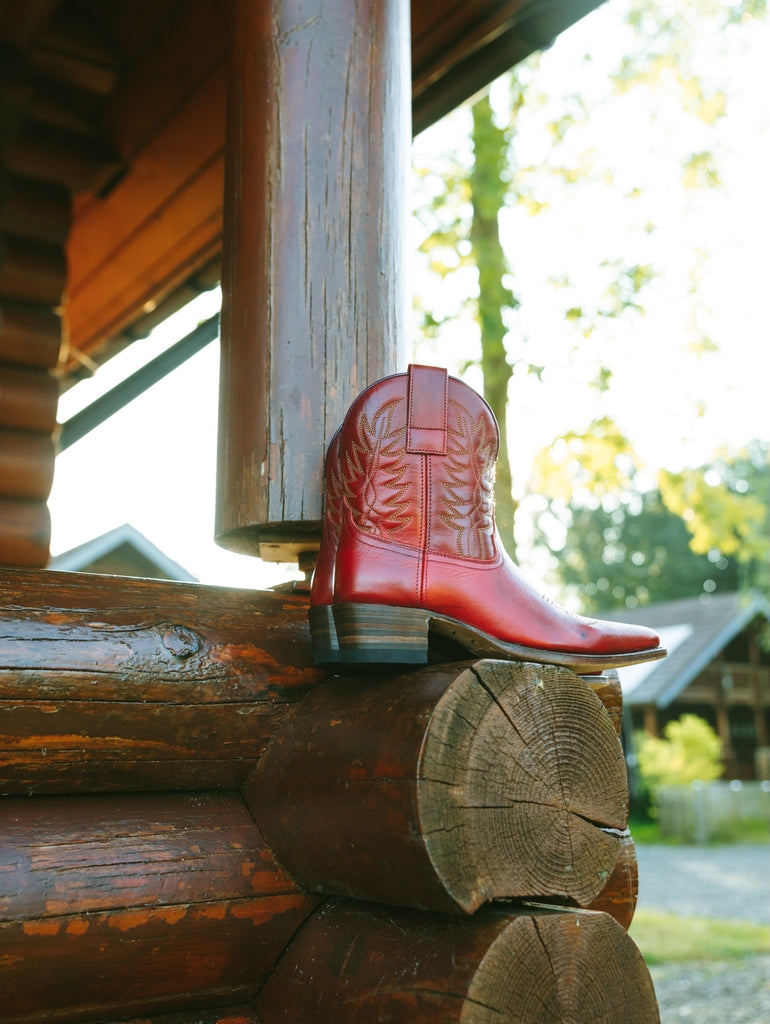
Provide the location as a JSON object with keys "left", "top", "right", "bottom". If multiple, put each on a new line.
{"left": 0, "top": 791, "right": 320, "bottom": 1024}
{"left": 0, "top": 570, "right": 322, "bottom": 793}
{"left": 0, "top": 568, "right": 650, "bottom": 1022}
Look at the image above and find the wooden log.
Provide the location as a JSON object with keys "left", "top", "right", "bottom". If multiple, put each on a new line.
{"left": 0, "top": 364, "right": 59, "bottom": 432}
{"left": 97, "top": 1010, "right": 260, "bottom": 1024}
{"left": 583, "top": 669, "right": 623, "bottom": 737}
{"left": 0, "top": 429, "right": 55, "bottom": 499}
{"left": 254, "top": 898, "right": 660, "bottom": 1023}
{"left": 586, "top": 831, "right": 638, "bottom": 930}
{"left": 0, "top": 791, "right": 320, "bottom": 1024}
{"left": 0, "top": 498, "right": 50, "bottom": 567}
{"left": 3, "top": 119, "right": 123, "bottom": 193}
{"left": 0, "top": 233, "right": 66, "bottom": 305}
{"left": 0, "top": 173, "right": 71, "bottom": 246}
{"left": 0, "top": 569, "right": 322, "bottom": 794}
{"left": 216, "top": 0, "right": 410, "bottom": 559}
{"left": 246, "top": 660, "right": 629, "bottom": 912}
{"left": 0, "top": 300, "right": 62, "bottom": 369}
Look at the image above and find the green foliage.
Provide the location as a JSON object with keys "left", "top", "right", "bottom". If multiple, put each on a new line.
{"left": 532, "top": 442, "right": 768, "bottom": 612}
{"left": 659, "top": 441, "right": 769, "bottom": 592}
{"left": 635, "top": 715, "right": 724, "bottom": 808}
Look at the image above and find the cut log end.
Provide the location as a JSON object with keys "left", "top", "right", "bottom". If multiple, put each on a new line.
{"left": 420, "top": 661, "right": 629, "bottom": 912}
{"left": 255, "top": 900, "right": 660, "bottom": 1024}
{"left": 461, "top": 908, "right": 658, "bottom": 1024}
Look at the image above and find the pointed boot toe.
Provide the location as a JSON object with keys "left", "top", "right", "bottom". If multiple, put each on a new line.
{"left": 310, "top": 364, "right": 666, "bottom": 672}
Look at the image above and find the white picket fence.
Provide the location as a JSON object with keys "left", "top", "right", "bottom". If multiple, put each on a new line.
{"left": 656, "top": 780, "right": 770, "bottom": 843}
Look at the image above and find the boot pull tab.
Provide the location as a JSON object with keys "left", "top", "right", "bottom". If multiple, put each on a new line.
{"left": 407, "top": 364, "right": 448, "bottom": 454}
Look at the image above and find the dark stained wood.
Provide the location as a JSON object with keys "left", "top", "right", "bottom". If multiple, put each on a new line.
{"left": 0, "top": 233, "right": 66, "bottom": 305}
{"left": 247, "top": 660, "right": 628, "bottom": 913}
{"left": 587, "top": 832, "right": 639, "bottom": 930}
{"left": 0, "top": 300, "right": 61, "bottom": 369}
{"left": 0, "top": 569, "right": 323, "bottom": 793}
{"left": 99, "top": 1010, "right": 261, "bottom": 1024}
{"left": 255, "top": 898, "right": 660, "bottom": 1023}
{"left": 0, "top": 791, "right": 320, "bottom": 1024}
{"left": 216, "top": 0, "right": 410, "bottom": 557}
{"left": 0, "top": 499, "right": 50, "bottom": 567}
{"left": 0, "top": 429, "right": 55, "bottom": 499}
{"left": 0, "top": 173, "right": 71, "bottom": 246}
{"left": 0, "top": 365, "right": 58, "bottom": 432}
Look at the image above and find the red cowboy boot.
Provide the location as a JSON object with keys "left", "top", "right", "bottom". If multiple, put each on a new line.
{"left": 312, "top": 364, "right": 666, "bottom": 672}
{"left": 308, "top": 428, "right": 342, "bottom": 664}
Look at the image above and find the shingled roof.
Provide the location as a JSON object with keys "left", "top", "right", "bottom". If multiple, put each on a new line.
{"left": 601, "top": 591, "right": 769, "bottom": 708}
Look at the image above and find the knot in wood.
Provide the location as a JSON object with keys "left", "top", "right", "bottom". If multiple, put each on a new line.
{"left": 161, "top": 625, "right": 202, "bottom": 659}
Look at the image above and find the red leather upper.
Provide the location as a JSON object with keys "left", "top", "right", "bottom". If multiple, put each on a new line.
{"left": 313, "top": 365, "right": 661, "bottom": 658}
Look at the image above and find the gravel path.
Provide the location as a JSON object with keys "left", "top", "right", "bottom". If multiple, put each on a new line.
{"left": 635, "top": 843, "right": 770, "bottom": 924}
{"left": 634, "top": 844, "right": 770, "bottom": 1024}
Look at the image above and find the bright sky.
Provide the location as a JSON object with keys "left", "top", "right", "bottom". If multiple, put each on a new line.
{"left": 49, "top": 1, "right": 770, "bottom": 592}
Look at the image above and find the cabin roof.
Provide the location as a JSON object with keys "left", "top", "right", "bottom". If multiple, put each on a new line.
{"left": 601, "top": 591, "right": 770, "bottom": 708}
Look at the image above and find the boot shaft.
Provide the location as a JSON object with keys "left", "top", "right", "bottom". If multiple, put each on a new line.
{"left": 336, "top": 364, "right": 500, "bottom": 562}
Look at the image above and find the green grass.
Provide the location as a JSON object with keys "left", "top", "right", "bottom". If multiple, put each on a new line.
{"left": 629, "top": 908, "right": 770, "bottom": 964}
{"left": 629, "top": 814, "right": 770, "bottom": 845}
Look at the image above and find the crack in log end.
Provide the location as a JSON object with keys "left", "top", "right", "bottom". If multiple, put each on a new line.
{"left": 419, "top": 661, "right": 627, "bottom": 912}
{"left": 461, "top": 909, "right": 659, "bottom": 1024}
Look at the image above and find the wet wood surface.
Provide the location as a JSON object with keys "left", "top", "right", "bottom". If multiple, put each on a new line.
{"left": 248, "top": 660, "right": 629, "bottom": 913}
{"left": 0, "top": 569, "right": 323, "bottom": 793}
{"left": 255, "top": 898, "right": 660, "bottom": 1023}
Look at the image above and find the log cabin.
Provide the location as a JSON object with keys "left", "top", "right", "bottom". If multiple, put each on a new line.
{"left": 1, "top": 2, "right": 663, "bottom": 1021}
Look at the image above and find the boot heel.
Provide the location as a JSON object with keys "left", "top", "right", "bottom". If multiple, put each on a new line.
{"left": 333, "top": 603, "right": 430, "bottom": 664}
{"left": 308, "top": 605, "right": 340, "bottom": 666}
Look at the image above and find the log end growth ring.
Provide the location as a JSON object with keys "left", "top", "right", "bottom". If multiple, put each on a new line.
{"left": 419, "top": 661, "right": 629, "bottom": 912}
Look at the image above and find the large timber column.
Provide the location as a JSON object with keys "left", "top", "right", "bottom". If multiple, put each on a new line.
{"left": 216, "top": 0, "right": 411, "bottom": 562}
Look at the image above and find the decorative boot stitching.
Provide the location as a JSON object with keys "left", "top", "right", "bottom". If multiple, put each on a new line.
{"left": 342, "top": 398, "right": 414, "bottom": 539}
{"left": 438, "top": 399, "right": 496, "bottom": 560}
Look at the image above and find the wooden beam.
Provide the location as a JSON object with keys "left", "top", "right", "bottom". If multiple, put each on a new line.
{"left": 216, "top": 0, "right": 410, "bottom": 560}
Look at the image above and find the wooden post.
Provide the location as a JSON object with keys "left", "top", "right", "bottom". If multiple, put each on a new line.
{"left": 216, "top": 0, "right": 410, "bottom": 562}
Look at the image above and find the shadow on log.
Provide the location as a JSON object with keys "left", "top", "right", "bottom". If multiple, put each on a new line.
{"left": 0, "top": 791, "right": 320, "bottom": 1024}
{"left": 0, "top": 569, "right": 323, "bottom": 793}
{"left": 254, "top": 898, "right": 660, "bottom": 1023}
{"left": 247, "top": 660, "right": 629, "bottom": 913}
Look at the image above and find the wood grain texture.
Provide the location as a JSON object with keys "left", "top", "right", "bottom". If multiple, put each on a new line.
{"left": 247, "top": 660, "right": 628, "bottom": 913}
{"left": 0, "top": 365, "right": 58, "bottom": 432}
{"left": 216, "top": 0, "right": 410, "bottom": 550}
{"left": 0, "top": 429, "right": 55, "bottom": 499}
{"left": 0, "top": 300, "right": 62, "bottom": 369}
{"left": 0, "top": 569, "right": 323, "bottom": 793}
{"left": 0, "top": 499, "right": 50, "bottom": 567}
{"left": 255, "top": 898, "right": 660, "bottom": 1023}
{"left": 0, "top": 790, "right": 319, "bottom": 1024}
